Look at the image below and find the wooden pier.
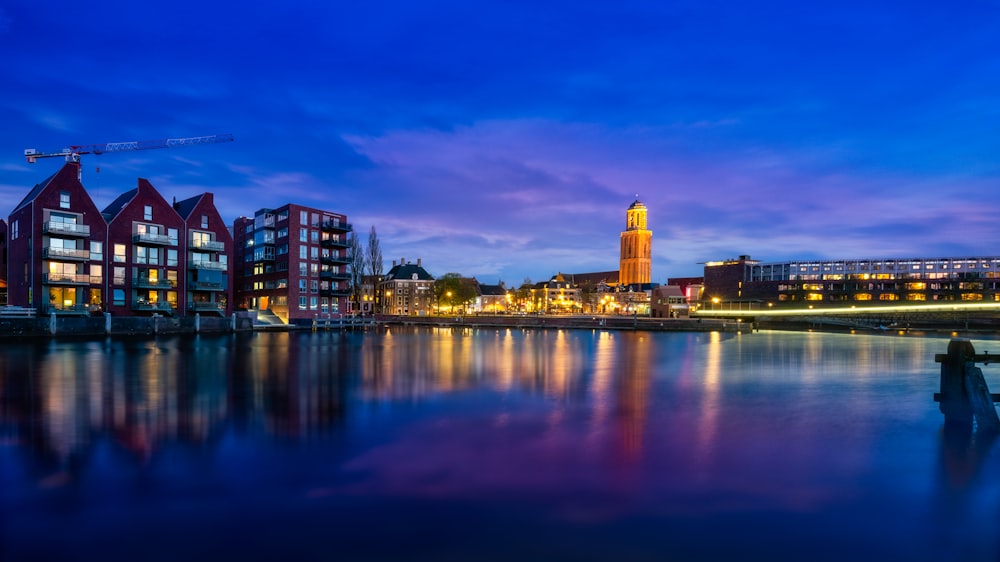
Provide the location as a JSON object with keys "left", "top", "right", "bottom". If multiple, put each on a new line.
{"left": 934, "top": 338, "right": 1000, "bottom": 431}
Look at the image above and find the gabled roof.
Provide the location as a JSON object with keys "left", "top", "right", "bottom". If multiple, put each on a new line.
{"left": 101, "top": 188, "right": 138, "bottom": 221}
{"left": 479, "top": 284, "right": 506, "bottom": 296}
{"left": 567, "top": 271, "right": 619, "bottom": 285}
{"left": 385, "top": 262, "right": 434, "bottom": 281}
{"left": 12, "top": 164, "right": 73, "bottom": 214}
{"left": 173, "top": 193, "right": 205, "bottom": 220}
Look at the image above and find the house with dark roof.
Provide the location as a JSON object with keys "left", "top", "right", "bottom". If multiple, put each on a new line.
{"left": 476, "top": 282, "right": 508, "bottom": 313}
{"left": 380, "top": 258, "right": 434, "bottom": 316}
{"left": 174, "top": 193, "right": 233, "bottom": 317}
{"left": 102, "top": 178, "right": 186, "bottom": 316}
{"left": 7, "top": 163, "right": 109, "bottom": 315}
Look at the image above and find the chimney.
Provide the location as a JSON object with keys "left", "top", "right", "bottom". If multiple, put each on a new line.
{"left": 401, "top": 257, "right": 406, "bottom": 265}
{"left": 417, "top": 258, "right": 422, "bottom": 267}
{"left": 392, "top": 260, "right": 397, "bottom": 267}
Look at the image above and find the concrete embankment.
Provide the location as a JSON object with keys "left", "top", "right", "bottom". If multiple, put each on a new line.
{"left": 0, "top": 313, "right": 255, "bottom": 338}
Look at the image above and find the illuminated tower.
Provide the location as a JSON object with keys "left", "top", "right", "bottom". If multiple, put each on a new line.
{"left": 619, "top": 199, "right": 652, "bottom": 286}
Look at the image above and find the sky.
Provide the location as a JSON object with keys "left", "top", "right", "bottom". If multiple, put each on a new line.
{"left": 1, "top": 1, "right": 999, "bottom": 283}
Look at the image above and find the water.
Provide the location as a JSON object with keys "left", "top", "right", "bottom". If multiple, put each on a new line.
{"left": 1, "top": 327, "right": 999, "bottom": 561}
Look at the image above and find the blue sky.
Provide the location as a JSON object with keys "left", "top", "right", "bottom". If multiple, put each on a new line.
{"left": 2, "top": 1, "right": 999, "bottom": 282}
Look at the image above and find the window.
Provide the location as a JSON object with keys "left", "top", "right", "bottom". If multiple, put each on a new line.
{"left": 144, "top": 205, "right": 153, "bottom": 220}
{"left": 168, "top": 228, "right": 178, "bottom": 245}
{"left": 299, "top": 296, "right": 307, "bottom": 310}
{"left": 299, "top": 228, "right": 308, "bottom": 243}
{"left": 299, "top": 263, "right": 308, "bottom": 276}
{"left": 201, "top": 215, "right": 209, "bottom": 228}
{"left": 135, "top": 246, "right": 147, "bottom": 264}
{"left": 300, "top": 246, "right": 307, "bottom": 259}
{"left": 167, "top": 249, "right": 178, "bottom": 267}
{"left": 310, "top": 230, "right": 319, "bottom": 243}
{"left": 90, "top": 241, "right": 103, "bottom": 262}
{"left": 310, "top": 297, "right": 318, "bottom": 310}
{"left": 299, "top": 279, "right": 307, "bottom": 292}
{"left": 311, "top": 280, "right": 318, "bottom": 293}
{"left": 114, "top": 244, "right": 126, "bottom": 263}
{"left": 60, "top": 191, "right": 70, "bottom": 209}
{"left": 310, "top": 263, "right": 318, "bottom": 276}
{"left": 114, "top": 267, "right": 126, "bottom": 285}
{"left": 11, "top": 220, "right": 17, "bottom": 239}
{"left": 310, "top": 247, "right": 318, "bottom": 260}
{"left": 300, "top": 211, "right": 308, "bottom": 225}
{"left": 113, "top": 289, "right": 125, "bottom": 306}
{"left": 90, "top": 264, "right": 102, "bottom": 284}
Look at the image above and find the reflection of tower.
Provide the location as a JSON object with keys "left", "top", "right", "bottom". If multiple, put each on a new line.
{"left": 619, "top": 199, "right": 652, "bottom": 286}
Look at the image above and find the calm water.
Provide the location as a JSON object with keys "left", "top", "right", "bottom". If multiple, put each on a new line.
{"left": 1, "top": 327, "right": 999, "bottom": 561}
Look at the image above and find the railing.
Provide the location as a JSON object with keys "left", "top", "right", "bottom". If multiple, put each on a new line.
{"left": 133, "top": 233, "right": 176, "bottom": 245}
{"left": 320, "top": 288, "right": 352, "bottom": 297}
{"left": 45, "top": 303, "right": 90, "bottom": 315}
{"left": 321, "top": 255, "right": 351, "bottom": 265}
{"left": 189, "top": 261, "right": 227, "bottom": 271}
{"left": 320, "top": 271, "right": 351, "bottom": 280}
{"left": 320, "top": 220, "right": 353, "bottom": 232}
{"left": 133, "top": 278, "right": 176, "bottom": 289}
{"left": 190, "top": 239, "right": 225, "bottom": 252}
{"left": 189, "top": 301, "right": 224, "bottom": 311}
{"left": 320, "top": 238, "right": 350, "bottom": 249}
{"left": 42, "top": 247, "right": 91, "bottom": 260}
{"left": 132, "top": 301, "right": 175, "bottom": 312}
{"left": 189, "top": 281, "right": 224, "bottom": 291}
{"left": 0, "top": 306, "right": 37, "bottom": 317}
{"left": 43, "top": 222, "right": 90, "bottom": 236}
{"left": 42, "top": 272, "right": 92, "bottom": 284}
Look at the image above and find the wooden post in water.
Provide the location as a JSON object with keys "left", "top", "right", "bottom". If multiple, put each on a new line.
{"left": 936, "top": 338, "right": 1000, "bottom": 431}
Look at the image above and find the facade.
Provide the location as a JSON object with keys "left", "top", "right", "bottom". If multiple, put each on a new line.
{"left": 233, "top": 205, "right": 351, "bottom": 324}
{"left": 619, "top": 199, "right": 652, "bottom": 286}
{"left": 102, "top": 179, "right": 186, "bottom": 316}
{"left": 8, "top": 163, "right": 108, "bottom": 315}
{"left": 704, "top": 255, "right": 1000, "bottom": 306}
{"left": 650, "top": 285, "right": 688, "bottom": 318}
{"left": 476, "top": 283, "right": 508, "bottom": 313}
{"left": 174, "top": 193, "right": 233, "bottom": 316}
{"left": 0, "top": 219, "right": 6, "bottom": 306}
{"left": 531, "top": 273, "right": 582, "bottom": 313}
{"left": 380, "top": 258, "right": 434, "bottom": 316}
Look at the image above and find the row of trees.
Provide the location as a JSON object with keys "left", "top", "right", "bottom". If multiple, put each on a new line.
{"left": 348, "top": 226, "right": 385, "bottom": 310}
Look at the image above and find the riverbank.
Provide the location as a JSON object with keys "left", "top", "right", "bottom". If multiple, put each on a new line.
{"left": 381, "top": 314, "right": 750, "bottom": 333}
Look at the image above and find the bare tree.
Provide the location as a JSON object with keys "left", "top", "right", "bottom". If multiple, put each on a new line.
{"left": 349, "top": 231, "right": 366, "bottom": 313}
{"left": 367, "top": 226, "right": 384, "bottom": 311}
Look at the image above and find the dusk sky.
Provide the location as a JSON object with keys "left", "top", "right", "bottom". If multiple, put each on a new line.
{"left": 2, "top": 2, "right": 999, "bottom": 283}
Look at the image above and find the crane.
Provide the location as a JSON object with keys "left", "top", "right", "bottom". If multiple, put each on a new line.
{"left": 24, "top": 133, "right": 234, "bottom": 163}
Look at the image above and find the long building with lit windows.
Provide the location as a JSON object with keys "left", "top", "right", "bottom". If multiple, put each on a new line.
{"left": 233, "top": 204, "right": 352, "bottom": 325}
{"left": 703, "top": 254, "right": 1000, "bottom": 305}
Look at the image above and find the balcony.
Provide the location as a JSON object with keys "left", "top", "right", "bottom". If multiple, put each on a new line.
{"left": 320, "top": 220, "right": 353, "bottom": 233}
{"left": 320, "top": 270, "right": 351, "bottom": 280}
{"left": 320, "top": 238, "right": 349, "bottom": 249}
{"left": 190, "top": 239, "right": 226, "bottom": 252}
{"left": 43, "top": 221, "right": 90, "bottom": 237}
{"left": 189, "top": 301, "right": 225, "bottom": 312}
{"left": 133, "top": 278, "right": 176, "bottom": 289}
{"left": 321, "top": 254, "right": 351, "bottom": 265}
{"left": 189, "top": 281, "right": 225, "bottom": 291}
{"left": 43, "top": 247, "right": 91, "bottom": 261}
{"left": 320, "top": 288, "right": 352, "bottom": 297}
{"left": 42, "top": 272, "right": 92, "bottom": 285}
{"left": 45, "top": 303, "right": 90, "bottom": 316}
{"left": 133, "top": 232, "right": 176, "bottom": 246}
{"left": 189, "top": 261, "right": 227, "bottom": 271}
{"left": 132, "top": 301, "right": 175, "bottom": 313}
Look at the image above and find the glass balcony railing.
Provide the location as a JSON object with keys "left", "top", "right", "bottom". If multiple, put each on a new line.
{"left": 189, "top": 261, "right": 227, "bottom": 271}
{"left": 43, "top": 222, "right": 90, "bottom": 236}
{"left": 190, "top": 239, "right": 226, "bottom": 252}
{"left": 43, "top": 247, "right": 91, "bottom": 260}
{"left": 133, "top": 233, "right": 176, "bottom": 246}
{"left": 42, "top": 272, "right": 92, "bottom": 284}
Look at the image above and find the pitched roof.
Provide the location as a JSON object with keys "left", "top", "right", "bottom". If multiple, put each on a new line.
{"left": 12, "top": 164, "right": 74, "bottom": 214}
{"left": 385, "top": 262, "right": 434, "bottom": 281}
{"left": 173, "top": 193, "right": 204, "bottom": 220}
{"left": 101, "top": 187, "right": 138, "bottom": 221}
{"left": 567, "top": 271, "right": 619, "bottom": 285}
{"left": 478, "top": 284, "right": 506, "bottom": 296}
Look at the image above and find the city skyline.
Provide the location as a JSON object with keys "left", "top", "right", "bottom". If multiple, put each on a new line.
{"left": 2, "top": 2, "right": 999, "bottom": 283}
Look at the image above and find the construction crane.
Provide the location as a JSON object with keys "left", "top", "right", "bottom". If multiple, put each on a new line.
{"left": 24, "top": 133, "right": 234, "bottom": 163}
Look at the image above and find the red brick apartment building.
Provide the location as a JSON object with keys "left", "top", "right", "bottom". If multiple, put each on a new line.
{"left": 6, "top": 162, "right": 232, "bottom": 316}
{"left": 233, "top": 205, "right": 351, "bottom": 325}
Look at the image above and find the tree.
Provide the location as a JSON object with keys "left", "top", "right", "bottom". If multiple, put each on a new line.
{"left": 434, "top": 273, "right": 477, "bottom": 314}
{"left": 348, "top": 231, "right": 366, "bottom": 313}
{"left": 367, "top": 226, "right": 384, "bottom": 311}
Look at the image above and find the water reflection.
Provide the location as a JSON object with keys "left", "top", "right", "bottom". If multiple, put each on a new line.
{"left": 1, "top": 329, "right": 999, "bottom": 560}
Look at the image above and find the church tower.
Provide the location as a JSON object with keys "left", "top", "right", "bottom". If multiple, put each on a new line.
{"left": 619, "top": 199, "right": 652, "bottom": 286}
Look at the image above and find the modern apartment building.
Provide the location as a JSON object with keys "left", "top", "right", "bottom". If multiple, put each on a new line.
{"left": 8, "top": 163, "right": 108, "bottom": 314}
{"left": 102, "top": 179, "right": 186, "bottom": 316}
{"left": 233, "top": 205, "right": 351, "bottom": 324}
{"left": 6, "top": 162, "right": 232, "bottom": 316}
{"left": 174, "top": 193, "right": 233, "bottom": 316}
{"left": 704, "top": 255, "right": 1000, "bottom": 305}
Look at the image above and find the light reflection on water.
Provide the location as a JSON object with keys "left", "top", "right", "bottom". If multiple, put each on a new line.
{"left": 1, "top": 328, "right": 999, "bottom": 561}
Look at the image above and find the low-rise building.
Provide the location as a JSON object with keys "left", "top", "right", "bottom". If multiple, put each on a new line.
{"left": 380, "top": 258, "right": 434, "bottom": 316}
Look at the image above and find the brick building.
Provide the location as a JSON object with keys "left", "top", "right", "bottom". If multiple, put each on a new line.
{"left": 8, "top": 163, "right": 109, "bottom": 314}
{"left": 234, "top": 205, "right": 351, "bottom": 324}
{"left": 174, "top": 193, "right": 233, "bottom": 316}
